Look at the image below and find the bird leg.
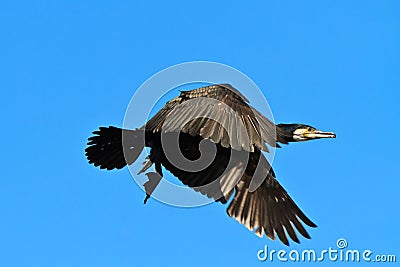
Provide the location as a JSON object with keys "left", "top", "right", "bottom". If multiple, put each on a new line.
{"left": 143, "top": 161, "right": 163, "bottom": 204}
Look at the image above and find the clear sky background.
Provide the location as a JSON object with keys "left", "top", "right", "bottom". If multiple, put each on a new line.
{"left": 1, "top": 1, "right": 399, "bottom": 266}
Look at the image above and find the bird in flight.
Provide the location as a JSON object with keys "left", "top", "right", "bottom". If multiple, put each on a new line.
{"left": 85, "top": 84, "right": 335, "bottom": 245}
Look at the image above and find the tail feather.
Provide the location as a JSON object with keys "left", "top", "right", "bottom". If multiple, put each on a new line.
{"left": 85, "top": 126, "right": 144, "bottom": 170}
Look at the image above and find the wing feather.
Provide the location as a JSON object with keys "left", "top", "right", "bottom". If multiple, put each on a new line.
{"left": 144, "top": 84, "right": 282, "bottom": 152}
{"left": 226, "top": 152, "right": 316, "bottom": 245}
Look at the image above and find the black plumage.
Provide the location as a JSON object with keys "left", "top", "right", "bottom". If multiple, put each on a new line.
{"left": 85, "top": 84, "right": 335, "bottom": 245}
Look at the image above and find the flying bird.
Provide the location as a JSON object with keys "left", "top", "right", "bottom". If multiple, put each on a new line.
{"left": 85, "top": 84, "right": 335, "bottom": 245}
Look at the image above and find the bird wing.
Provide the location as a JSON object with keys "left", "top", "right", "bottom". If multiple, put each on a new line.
{"left": 144, "top": 84, "right": 289, "bottom": 152}
{"left": 154, "top": 135, "right": 244, "bottom": 203}
{"left": 154, "top": 134, "right": 316, "bottom": 245}
{"left": 226, "top": 152, "right": 317, "bottom": 245}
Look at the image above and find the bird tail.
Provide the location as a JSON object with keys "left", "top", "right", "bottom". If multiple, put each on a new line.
{"left": 85, "top": 126, "right": 144, "bottom": 170}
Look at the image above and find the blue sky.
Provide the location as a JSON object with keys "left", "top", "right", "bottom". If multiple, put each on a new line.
{"left": 1, "top": 1, "right": 399, "bottom": 266}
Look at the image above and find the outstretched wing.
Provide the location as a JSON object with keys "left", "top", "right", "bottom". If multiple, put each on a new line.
{"left": 148, "top": 133, "right": 244, "bottom": 203}
{"left": 226, "top": 152, "right": 317, "bottom": 245}
{"left": 144, "top": 84, "right": 290, "bottom": 152}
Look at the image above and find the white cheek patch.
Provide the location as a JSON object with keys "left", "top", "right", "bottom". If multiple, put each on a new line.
{"left": 293, "top": 128, "right": 307, "bottom": 141}
{"left": 293, "top": 129, "right": 306, "bottom": 135}
{"left": 293, "top": 135, "right": 304, "bottom": 141}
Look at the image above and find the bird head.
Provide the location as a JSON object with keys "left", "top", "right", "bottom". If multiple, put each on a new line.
{"left": 277, "top": 123, "right": 336, "bottom": 142}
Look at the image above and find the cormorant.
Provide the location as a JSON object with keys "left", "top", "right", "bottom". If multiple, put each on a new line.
{"left": 85, "top": 84, "right": 335, "bottom": 245}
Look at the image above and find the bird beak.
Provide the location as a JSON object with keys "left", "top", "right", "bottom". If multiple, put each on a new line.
{"left": 304, "top": 130, "right": 336, "bottom": 139}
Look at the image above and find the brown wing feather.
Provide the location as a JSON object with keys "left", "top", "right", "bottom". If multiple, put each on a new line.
{"left": 226, "top": 152, "right": 317, "bottom": 246}
{"left": 144, "top": 84, "right": 283, "bottom": 152}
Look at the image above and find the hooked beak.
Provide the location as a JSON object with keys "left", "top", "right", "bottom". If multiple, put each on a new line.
{"left": 304, "top": 130, "right": 336, "bottom": 139}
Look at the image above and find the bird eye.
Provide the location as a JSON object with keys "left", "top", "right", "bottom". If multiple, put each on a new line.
{"left": 307, "top": 127, "right": 312, "bottom": 131}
